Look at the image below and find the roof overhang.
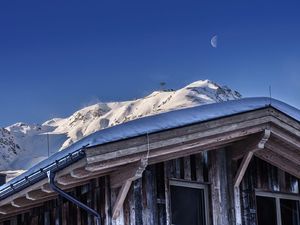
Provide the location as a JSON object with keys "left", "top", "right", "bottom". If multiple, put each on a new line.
{"left": 0, "top": 106, "right": 300, "bottom": 220}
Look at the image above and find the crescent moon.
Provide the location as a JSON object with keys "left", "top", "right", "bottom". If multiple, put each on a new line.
{"left": 210, "top": 35, "right": 218, "bottom": 48}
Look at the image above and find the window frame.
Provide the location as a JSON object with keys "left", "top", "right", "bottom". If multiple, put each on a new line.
{"left": 169, "top": 179, "right": 210, "bottom": 225}
{"left": 255, "top": 190, "right": 300, "bottom": 225}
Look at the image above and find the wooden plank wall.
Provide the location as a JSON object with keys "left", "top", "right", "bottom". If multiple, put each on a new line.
{"left": 2, "top": 151, "right": 298, "bottom": 225}
{"left": 114, "top": 152, "right": 209, "bottom": 225}
{"left": 0, "top": 152, "right": 209, "bottom": 225}
{"left": 0, "top": 177, "right": 107, "bottom": 225}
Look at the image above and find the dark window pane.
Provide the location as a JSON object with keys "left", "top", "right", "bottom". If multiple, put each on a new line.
{"left": 256, "top": 196, "right": 277, "bottom": 225}
{"left": 170, "top": 185, "right": 206, "bottom": 225}
{"left": 280, "top": 199, "right": 300, "bottom": 225}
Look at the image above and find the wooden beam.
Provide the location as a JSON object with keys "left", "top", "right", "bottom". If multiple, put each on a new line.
{"left": 0, "top": 208, "right": 7, "bottom": 215}
{"left": 70, "top": 167, "right": 91, "bottom": 179}
{"left": 87, "top": 108, "right": 273, "bottom": 158}
{"left": 0, "top": 203, "right": 44, "bottom": 221}
{"left": 233, "top": 129, "right": 270, "bottom": 225}
{"left": 210, "top": 149, "right": 231, "bottom": 225}
{"left": 269, "top": 116, "right": 300, "bottom": 138}
{"left": 57, "top": 174, "right": 78, "bottom": 186}
{"left": 56, "top": 159, "right": 87, "bottom": 176}
{"left": 56, "top": 166, "right": 117, "bottom": 187}
{"left": 270, "top": 126, "right": 300, "bottom": 149}
{"left": 110, "top": 159, "right": 148, "bottom": 189}
{"left": 234, "top": 187, "right": 242, "bottom": 225}
{"left": 234, "top": 129, "right": 271, "bottom": 188}
{"left": 231, "top": 134, "right": 261, "bottom": 160}
{"left": 41, "top": 183, "right": 54, "bottom": 193}
{"left": 265, "top": 140, "right": 300, "bottom": 165}
{"left": 26, "top": 189, "right": 56, "bottom": 201}
{"left": 0, "top": 179, "right": 48, "bottom": 207}
{"left": 111, "top": 158, "right": 147, "bottom": 219}
{"left": 86, "top": 125, "right": 266, "bottom": 173}
{"left": 112, "top": 180, "right": 132, "bottom": 219}
{"left": 86, "top": 116, "right": 272, "bottom": 165}
{"left": 255, "top": 148, "right": 300, "bottom": 179}
{"left": 11, "top": 193, "right": 58, "bottom": 208}
{"left": 11, "top": 199, "right": 22, "bottom": 208}
{"left": 234, "top": 151, "right": 254, "bottom": 188}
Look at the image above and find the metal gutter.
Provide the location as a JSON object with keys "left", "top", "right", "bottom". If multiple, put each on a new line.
{"left": 48, "top": 170, "right": 101, "bottom": 225}
{"left": 0, "top": 147, "right": 86, "bottom": 201}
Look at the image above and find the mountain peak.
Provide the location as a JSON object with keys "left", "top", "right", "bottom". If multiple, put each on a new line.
{"left": 185, "top": 79, "right": 217, "bottom": 88}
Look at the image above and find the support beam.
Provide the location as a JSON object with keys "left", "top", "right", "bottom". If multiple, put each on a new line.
{"left": 57, "top": 174, "right": 77, "bottom": 186}
{"left": 70, "top": 167, "right": 91, "bottom": 179}
{"left": 11, "top": 200, "right": 22, "bottom": 208}
{"left": 0, "top": 179, "right": 48, "bottom": 207}
{"left": 41, "top": 184, "right": 54, "bottom": 193}
{"left": 210, "top": 149, "right": 231, "bottom": 225}
{"left": 11, "top": 195, "right": 56, "bottom": 208}
{"left": 0, "top": 203, "right": 44, "bottom": 222}
{"left": 234, "top": 187, "right": 242, "bottom": 225}
{"left": 110, "top": 159, "right": 148, "bottom": 189}
{"left": 233, "top": 129, "right": 270, "bottom": 225}
{"left": 234, "top": 129, "right": 271, "bottom": 188}
{"left": 234, "top": 151, "right": 254, "bottom": 188}
{"left": 112, "top": 180, "right": 132, "bottom": 219}
{"left": 111, "top": 158, "right": 147, "bottom": 219}
{"left": 26, "top": 189, "right": 56, "bottom": 201}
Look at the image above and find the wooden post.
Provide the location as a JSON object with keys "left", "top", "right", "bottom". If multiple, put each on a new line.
{"left": 183, "top": 156, "right": 192, "bottom": 180}
{"left": 104, "top": 176, "right": 111, "bottom": 225}
{"left": 142, "top": 167, "right": 158, "bottom": 225}
{"left": 195, "top": 153, "right": 204, "bottom": 182}
{"left": 210, "top": 149, "right": 230, "bottom": 225}
{"left": 134, "top": 179, "right": 143, "bottom": 225}
{"left": 164, "top": 161, "right": 171, "bottom": 225}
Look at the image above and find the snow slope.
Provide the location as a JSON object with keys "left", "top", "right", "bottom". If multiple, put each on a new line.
{"left": 0, "top": 80, "right": 241, "bottom": 171}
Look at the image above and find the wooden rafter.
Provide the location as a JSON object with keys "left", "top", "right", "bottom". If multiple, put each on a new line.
{"left": 255, "top": 148, "right": 300, "bottom": 179}
{"left": 265, "top": 140, "right": 300, "bottom": 165}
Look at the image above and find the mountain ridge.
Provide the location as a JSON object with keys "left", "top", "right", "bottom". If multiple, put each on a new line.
{"left": 0, "top": 80, "right": 241, "bottom": 171}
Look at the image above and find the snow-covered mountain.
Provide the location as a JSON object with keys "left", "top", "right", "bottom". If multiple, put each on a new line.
{"left": 0, "top": 80, "right": 241, "bottom": 171}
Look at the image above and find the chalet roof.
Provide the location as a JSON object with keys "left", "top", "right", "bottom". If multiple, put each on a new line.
{"left": 0, "top": 97, "right": 300, "bottom": 202}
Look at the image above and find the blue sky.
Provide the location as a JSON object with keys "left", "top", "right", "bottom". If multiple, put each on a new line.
{"left": 0, "top": 0, "right": 300, "bottom": 127}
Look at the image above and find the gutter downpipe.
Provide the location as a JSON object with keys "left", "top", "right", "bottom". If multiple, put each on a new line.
{"left": 47, "top": 171, "right": 101, "bottom": 225}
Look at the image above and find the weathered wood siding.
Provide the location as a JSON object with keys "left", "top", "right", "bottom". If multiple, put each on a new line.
{"left": 240, "top": 157, "right": 299, "bottom": 225}
{"left": 1, "top": 150, "right": 299, "bottom": 225}
{"left": 0, "top": 152, "right": 208, "bottom": 225}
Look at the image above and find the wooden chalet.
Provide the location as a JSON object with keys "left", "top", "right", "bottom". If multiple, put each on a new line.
{"left": 0, "top": 97, "right": 300, "bottom": 225}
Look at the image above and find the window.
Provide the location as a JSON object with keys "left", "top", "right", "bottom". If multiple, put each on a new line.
{"left": 280, "top": 199, "right": 300, "bottom": 225}
{"left": 170, "top": 180, "right": 209, "bottom": 225}
{"left": 256, "top": 191, "right": 300, "bottom": 225}
{"left": 256, "top": 196, "right": 278, "bottom": 225}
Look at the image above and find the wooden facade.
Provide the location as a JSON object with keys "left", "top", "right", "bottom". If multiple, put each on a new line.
{"left": 1, "top": 106, "right": 300, "bottom": 225}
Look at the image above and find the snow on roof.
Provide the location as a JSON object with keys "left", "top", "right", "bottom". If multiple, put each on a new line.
{"left": 1, "top": 97, "right": 300, "bottom": 193}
